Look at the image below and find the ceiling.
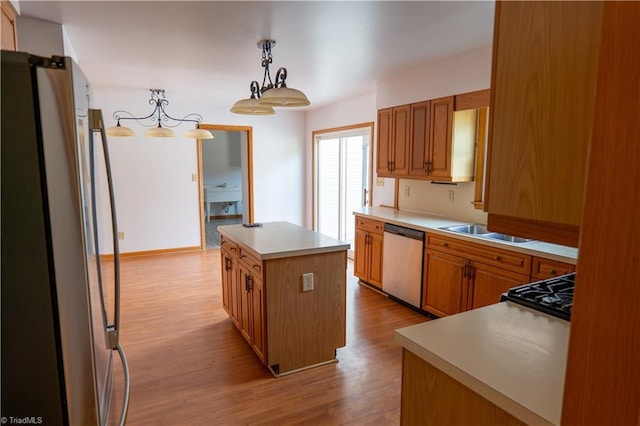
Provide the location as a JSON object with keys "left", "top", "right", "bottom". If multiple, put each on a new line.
{"left": 19, "top": 1, "right": 495, "bottom": 111}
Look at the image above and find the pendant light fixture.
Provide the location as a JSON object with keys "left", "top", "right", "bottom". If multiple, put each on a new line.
{"left": 107, "top": 89, "right": 214, "bottom": 139}
{"left": 231, "top": 39, "right": 310, "bottom": 115}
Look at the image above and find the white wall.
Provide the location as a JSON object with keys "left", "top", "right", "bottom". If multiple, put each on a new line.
{"left": 16, "top": 16, "right": 64, "bottom": 57}
{"left": 304, "top": 92, "right": 377, "bottom": 228}
{"left": 375, "top": 45, "right": 493, "bottom": 224}
{"left": 94, "top": 88, "right": 306, "bottom": 253}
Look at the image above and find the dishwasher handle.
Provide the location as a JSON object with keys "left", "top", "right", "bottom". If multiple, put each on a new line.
{"left": 384, "top": 223, "right": 425, "bottom": 241}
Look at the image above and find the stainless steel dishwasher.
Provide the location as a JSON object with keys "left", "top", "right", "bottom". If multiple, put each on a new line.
{"left": 382, "top": 223, "right": 424, "bottom": 309}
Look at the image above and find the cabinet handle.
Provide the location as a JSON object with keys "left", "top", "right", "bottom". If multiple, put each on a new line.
{"left": 253, "top": 263, "right": 261, "bottom": 271}
{"left": 247, "top": 276, "right": 253, "bottom": 291}
{"left": 225, "top": 257, "right": 231, "bottom": 271}
{"left": 240, "top": 253, "right": 246, "bottom": 259}
{"left": 549, "top": 269, "right": 556, "bottom": 275}
{"left": 245, "top": 274, "right": 249, "bottom": 292}
{"left": 443, "top": 242, "right": 449, "bottom": 248}
{"left": 494, "top": 255, "right": 501, "bottom": 261}
{"left": 387, "top": 160, "right": 392, "bottom": 172}
{"left": 390, "top": 160, "right": 395, "bottom": 171}
{"left": 424, "top": 161, "right": 429, "bottom": 172}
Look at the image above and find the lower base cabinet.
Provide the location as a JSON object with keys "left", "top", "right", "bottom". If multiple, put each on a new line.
{"left": 401, "top": 349, "right": 526, "bottom": 425}
{"left": 423, "top": 234, "right": 531, "bottom": 316}
{"left": 219, "top": 234, "right": 347, "bottom": 376}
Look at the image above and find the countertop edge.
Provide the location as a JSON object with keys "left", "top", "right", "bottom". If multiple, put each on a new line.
{"left": 259, "top": 244, "right": 350, "bottom": 260}
{"left": 354, "top": 207, "right": 577, "bottom": 265}
{"left": 394, "top": 328, "right": 553, "bottom": 426}
{"left": 218, "top": 225, "right": 349, "bottom": 260}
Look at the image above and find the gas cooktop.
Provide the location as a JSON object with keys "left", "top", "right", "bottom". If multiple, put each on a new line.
{"left": 501, "top": 273, "right": 575, "bottom": 321}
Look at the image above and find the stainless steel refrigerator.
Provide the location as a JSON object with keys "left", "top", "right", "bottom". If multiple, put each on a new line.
{"left": 1, "top": 51, "right": 130, "bottom": 425}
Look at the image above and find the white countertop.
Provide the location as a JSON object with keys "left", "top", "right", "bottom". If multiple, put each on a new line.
{"left": 395, "top": 302, "right": 569, "bottom": 425}
{"left": 354, "top": 206, "right": 578, "bottom": 264}
{"left": 218, "top": 221, "right": 350, "bottom": 260}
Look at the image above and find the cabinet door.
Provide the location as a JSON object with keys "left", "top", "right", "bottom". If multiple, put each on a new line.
{"left": 471, "top": 262, "right": 530, "bottom": 310}
{"left": 376, "top": 108, "right": 393, "bottom": 176}
{"left": 353, "top": 227, "right": 368, "bottom": 281}
{"left": 486, "top": 1, "right": 602, "bottom": 247}
{"left": 531, "top": 257, "right": 576, "bottom": 280}
{"left": 424, "top": 249, "right": 467, "bottom": 317}
{"left": 238, "top": 265, "right": 252, "bottom": 343}
{"left": 250, "top": 275, "right": 267, "bottom": 363}
{"left": 408, "top": 101, "right": 431, "bottom": 176}
{"left": 391, "top": 105, "right": 411, "bottom": 175}
{"left": 221, "top": 251, "right": 233, "bottom": 314}
{"left": 429, "top": 96, "right": 454, "bottom": 178}
{"left": 367, "top": 231, "right": 384, "bottom": 288}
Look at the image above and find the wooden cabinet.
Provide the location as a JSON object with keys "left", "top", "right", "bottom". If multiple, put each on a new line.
{"left": 221, "top": 235, "right": 266, "bottom": 364}
{"left": 401, "top": 349, "right": 526, "bottom": 426}
{"left": 379, "top": 96, "right": 477, "bottom": 182}
{"left": 486, "top": 1, "right": 603, "bottom": 247}
{"left": 353, "top": 216, "right": 384, "bottom": 288}
{"left": 220, "top": 236, "right": 239, "bottom": 327}
{"left": 238, "top": 260, "right": 266, "bottom": 363}
{"left": 1, "top": 1, "right": 18, "bottom": 51}
{"left": 423, "top": 234, "right": 531, "bottom": 316}
{"left": 423, "top": 249, "right": 467, "bottom": 316}
{"left": 531, "top": 256, "right": 575, "bottom": 281}
{"left": 471, "top": 262, "right": 529, "bottom": 309}
{"left": 376, "top": 105, "right": 410, "bottom": 176}
{"left": 218, "top": 224, "right": 347, "bottom": 376}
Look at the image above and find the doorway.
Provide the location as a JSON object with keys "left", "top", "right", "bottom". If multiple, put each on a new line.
{"left": 313, "top": 123, "right": 374, "bottom": 257}
{"left": 198, "top": 125, "right": 254, "bottom": 249}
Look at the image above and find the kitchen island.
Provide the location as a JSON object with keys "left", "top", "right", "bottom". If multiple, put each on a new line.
{"left": 217, "top": 222, "right": 349, "bottom": 376}
{"left": 395, "top": 302, "right": 569, "bottom": 425}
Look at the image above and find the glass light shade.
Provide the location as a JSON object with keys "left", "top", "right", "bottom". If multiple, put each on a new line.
{"left": 230, "top": 98, "right": 276, "bottom": 115}
{"left": 184, "top": 127, "right": 215, "bottom": 139}
{"left": 144, "top": 126, "right": 176, "bottom": 137}
{"left": 258, "top": 87, "right": 310, "bottom": 107}
{"left": 106, "top": 124, "right": 135, "bottom": 137}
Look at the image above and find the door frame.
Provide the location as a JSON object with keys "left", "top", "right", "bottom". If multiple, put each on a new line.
{"left": 197, "top": 124, "right": 254, "bottom": 250}
{"left": 311, "top": 122, "right": 374, "bottom": 232}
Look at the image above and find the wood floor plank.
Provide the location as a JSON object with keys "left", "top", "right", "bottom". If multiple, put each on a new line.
{"left": 108, "top": 249, "right": 428, "bottom": 425}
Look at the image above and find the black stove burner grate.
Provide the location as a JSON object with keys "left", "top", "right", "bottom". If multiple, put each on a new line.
{"left": 501, "top": 273, "right": 576, "bottom": 320}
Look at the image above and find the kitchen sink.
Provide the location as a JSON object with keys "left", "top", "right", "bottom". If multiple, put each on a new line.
{"left": 483, "top": 233, "right": 535, "bottom": 244}
{"left": 441, "top": 224, "right": 490, "bottom": 235}
{"left": 440, "top": 224, "right": 535, "bottom": 244}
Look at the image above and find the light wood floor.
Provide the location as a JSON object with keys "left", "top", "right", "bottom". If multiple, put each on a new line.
{"left": 109, "top": 249, "right": 428, "bottom": 425}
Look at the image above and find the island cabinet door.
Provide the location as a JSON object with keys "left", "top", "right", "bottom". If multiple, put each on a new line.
{"left": 250, "top": 275, "right": 266, "bottom": 364}
{"left": 238, "top": 265, "right": 252, "bottom": 343}
{"left": 423, "top": 249, "right": 468, "bottom": 317}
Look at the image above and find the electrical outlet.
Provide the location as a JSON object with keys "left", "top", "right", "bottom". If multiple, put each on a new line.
{"left": 448, "top": 190, "right": 455, "bottom": 203}
{"left": 376, "top": 177, "right": 385, "bottom": 186}
{"left": 118, "top": 231, "right": 125, "bottom": 240}
{"left": 191, "top": 173, "right": 198, "bottom": 182}
{"left": 302, "top": 273, "right": 314, "bottom": 292}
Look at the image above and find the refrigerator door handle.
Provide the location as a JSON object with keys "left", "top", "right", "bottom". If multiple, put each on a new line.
{"left": 116, "top": 343, "right": 130, "bottom": 426}
{"left": 89, "top": 109, "right": 121, "bottom": 349}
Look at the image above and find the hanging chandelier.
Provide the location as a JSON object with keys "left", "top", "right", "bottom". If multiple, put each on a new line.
{"left": 230, "top": 39, "right": 310, "bottom": 115}
{"left": 106, "top": 89, "right": 214, "bottom": 139}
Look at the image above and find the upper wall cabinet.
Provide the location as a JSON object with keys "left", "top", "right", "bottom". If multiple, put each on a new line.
{"left": 485, "top": 1, "right": 603, "bottom": 247}
{"left": 1, "top": 1, "right": 18, "bottom": 51}
{"left": 376, "top": 105, "right": 410, "bottom": 177}
{"left": 378, "top": 95, "right": 477, "bottom": 182}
